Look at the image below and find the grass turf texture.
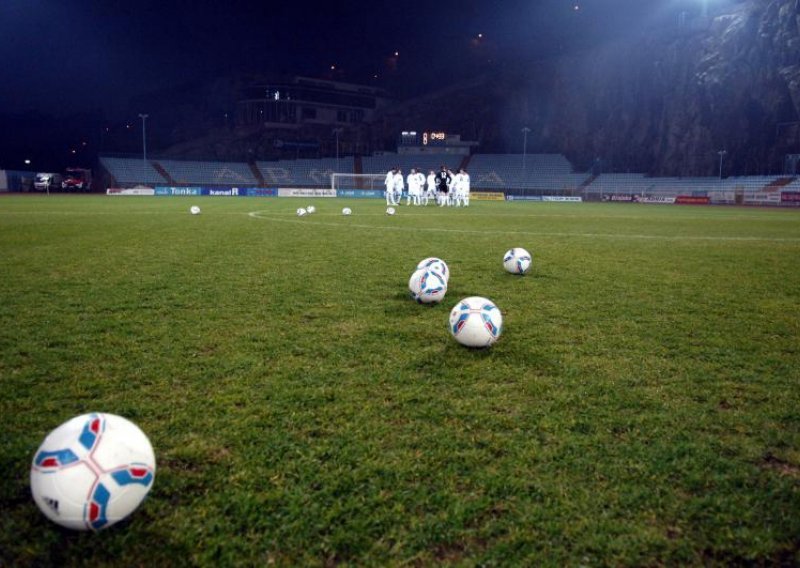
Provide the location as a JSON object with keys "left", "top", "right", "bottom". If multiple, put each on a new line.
{"left": 1, "top": 195, "right": 799, "bottom": 565}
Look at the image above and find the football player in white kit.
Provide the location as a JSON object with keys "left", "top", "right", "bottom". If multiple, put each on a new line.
{"left": 384, "top": 168, "right": 397, "bottom": 205}
{"left": 424, "top": 170, "right": 436, "bottom": 205}
{"left": 451, "top": 169, "right": 463, "bottom": 206}
{"left": 393, "top": 168, "right": 404, "bottom": 204}
{"left": 416, "top": 169, "right": 426, "bottom": 200}
{"left": 406, "top": 168, "right": 422, "bottom": 205}
{"left": 460, "top": 168, "right": 471, "bottom": 206}
{"left": 452, "top": 168, "right": 470, "bottom": 207}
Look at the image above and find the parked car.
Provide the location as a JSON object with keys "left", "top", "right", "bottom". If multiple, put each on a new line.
{"left": 34, "top": 173, "right": 63, "bottom": 192}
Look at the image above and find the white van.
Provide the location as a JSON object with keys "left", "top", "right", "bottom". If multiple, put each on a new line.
{"left": 34, "top": 173, "right": 63, "bottom": 192}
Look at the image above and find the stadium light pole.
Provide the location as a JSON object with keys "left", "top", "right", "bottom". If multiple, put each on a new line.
{"left": 139, "top": 114, "right": 149, "bottom": 165}
{"left": 717, "top": 149, "right": 727, "bottom": 180}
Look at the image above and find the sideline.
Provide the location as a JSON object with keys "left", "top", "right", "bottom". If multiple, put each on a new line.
{"left": 247, "top": 210, "right": 800, "bottom": 243}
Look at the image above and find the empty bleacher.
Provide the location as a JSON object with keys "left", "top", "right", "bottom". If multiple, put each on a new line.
{"left": 361, "top": 154, "right": 462, "bottom": 175}
{"left": 100, "top": 157, "right": 166, "bottom": 185}
{"left": 781, "top": 177, "right": 800, "bottom": 192}
{"left": 467, "top": 154, "right": 590, "bottom": 191}
{"left": 256, "top": 158, "right": 354, "bottom": 186}
{"left": 586, "top": 174, "right": 791, "bottom": 197}
{"left": 157, "top": 160, "right": 259, "bottom": 186}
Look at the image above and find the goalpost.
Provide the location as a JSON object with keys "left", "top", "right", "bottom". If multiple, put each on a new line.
{"left": 330, "top": 173, "right": 387, "bottom": 192}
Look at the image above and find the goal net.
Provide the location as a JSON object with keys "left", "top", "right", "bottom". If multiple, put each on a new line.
{"left": 331, "top": 173, "right": 386, "bottom": 192}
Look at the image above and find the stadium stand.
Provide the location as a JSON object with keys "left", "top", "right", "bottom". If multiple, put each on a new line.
{"left": 361, "top": 154, "right": 462, "bottom": 175}
{"left": 100, "top": 157, "right": 166, "bottom": 185}
{"left": 764, "top": 177, "right": 796, "bottom": 190}
{"left": 98, "top": 155, "right": 797, "bottom": 200}
{"left": 467, "top": 153, "right": 590, "bottom": 191}
{"left": 780, "top": 177, "right": 800, "bottom": 191}
{"left": 585, "top": 174, "right": 793, "bottom": 197}
{"left": 719, "top": 176, "right": 785, "bottom": 191}
{"left": 158, "top": 160, "right": 259, "bottom": 186}
{"left": 256, "top": 158, "right": 354, "bottom": 186}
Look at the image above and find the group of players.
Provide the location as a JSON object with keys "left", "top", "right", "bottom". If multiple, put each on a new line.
{"left": 384, "top": 165, "right": 470, "bottom": 207}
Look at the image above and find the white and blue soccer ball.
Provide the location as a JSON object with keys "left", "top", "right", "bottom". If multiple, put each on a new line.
{"left": 449, "top": 296, "right": 503, "bottom": 348}
{"left": 296, "top": 208, "right": 308, "bottom": 217}
{"left": 342, "top": 207, "right": 352, "bottom": 216}
{"left": 306, "top": 205, "right": 316, "bottom": 214}
{"left": 416, "top": 257, "right": 449, "bottom": 283}
{"left": 189, "top": 205, "right": 201, "bottom": 215}
{"left": 386, "top": 207, "right": 396, "bottom": 216}
{"left": 30, "top": 413, "right": 156, "bottom": 531}
{"left": 503, "top": 247, "right": 532, "bottom": 275}
{"left": 408, "top": 268, "right": 447, "bottom": 304}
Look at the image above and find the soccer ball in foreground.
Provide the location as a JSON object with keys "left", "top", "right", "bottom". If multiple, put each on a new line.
{"left": 386, "top": 207, "right": 396, "bottom": 216}
{"left": 449, "top": 296, "right": 503, "bottom": 348}
{"left": 307, "top": 205, "right": 316, "bottom": 214}
{"left": 408, "top": 268, "right": 447, "bottom": 304}
{"left": 503, "top": 247, "right": 532, "bottom": 275}
{"left": 296, "top": 208, "right": 308, "bottom": 217}
{"left": 416, "top": 257, "right": 449, "bottom": 282}
{"left": 342, "top": 207, "right": 352, "bottom": 216}
{"left": 190, "top": 205, "right": 201, "bottom": 215}
{"left": 30, "top": 413, "right": 156, "bottom": 531}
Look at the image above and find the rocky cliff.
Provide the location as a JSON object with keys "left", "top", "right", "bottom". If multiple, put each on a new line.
{"left": 549, "top": 0, "right": 800, "bottom": 175}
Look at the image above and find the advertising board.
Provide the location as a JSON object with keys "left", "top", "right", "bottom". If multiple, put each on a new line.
{"left": 675, "top": 195, "right": 710, "bottom": 205}
{"left": 602, "top": 194, "right": 636, "bottom": 202}
{"left": 781, "top": 191, "right": 800, "bottom": 204}
{"left": 506, "top": 195, "right": 542, "bottom": 201}
{"left": 542, "top": 196, "right": 583, "bottom": 202}
{"left": 107, "top": 188, "right": 155, "bottom": 196}
{"left": 470, "top": 192, "right": 506, "bottom": 201}
{"left": 278, "top": 188, "right": 337, "bottom": 198}
{"left": 155, "top": 186, "right": 203, "bottom": 196}
{"left": 637, "top": 196, "right": 676, "bottom": 204}
{"left": 336, "top": 189, "right": 383, "bottom": 199}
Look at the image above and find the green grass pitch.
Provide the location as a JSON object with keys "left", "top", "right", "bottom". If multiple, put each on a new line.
{"left": 1, "top": 195, "right": 799, "bottom": 565}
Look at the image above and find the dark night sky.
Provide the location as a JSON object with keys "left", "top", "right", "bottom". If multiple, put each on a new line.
{"left": 0, "top": 0, "right": 704, "bottom": 169}
{"left": 0, "top": 0, "right": 677, "bottom": 117}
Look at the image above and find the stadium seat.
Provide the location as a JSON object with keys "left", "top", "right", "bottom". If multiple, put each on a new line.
{"left": 255, "top": 157, "right": 353, "bottom": 186}
{"left": 100, "top": 157, "right": 166, "bottom": 185}
{"left": 157, "top": 160, "right": 259, "bottom": 186}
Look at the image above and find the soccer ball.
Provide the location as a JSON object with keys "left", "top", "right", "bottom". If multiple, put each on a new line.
{"left": 307, "top": 205, "right": 316, "bottom": 214}
{"left": 416, "top": 257, "right": 449, "bottom": 282}
{"left": 386, "top": 207, "right": 396, "bottom": 216}
{"left": 30, "top": 413, "right": 156, "bottom": 531}
{"left": 503, "top": 247, "right": 532, "bottom": 275}
{"left": 342, "top": 207, "right": 352, "bottom": 216}
{"left": 449, "top": 296, "right": 503, "bottom": 348}
{"left": 296, "top": 208, "right": 308, "bottom": 217}
{"left": 189, "top": 205, "right": 201, "bottom": 215}
{"left": 408, "top": 268, "right": 447, "bottom": 304}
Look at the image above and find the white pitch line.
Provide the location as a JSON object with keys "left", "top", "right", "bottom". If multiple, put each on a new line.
{"left": 247, "top": 211, "right": 800, "bottom": 243}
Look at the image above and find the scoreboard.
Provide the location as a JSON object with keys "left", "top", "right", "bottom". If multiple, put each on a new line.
{"left": 400, "top": 131, "right": 449, "bottom": 146}
{"left": 422, "top": 131, "right": 447, "bottom": 146}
